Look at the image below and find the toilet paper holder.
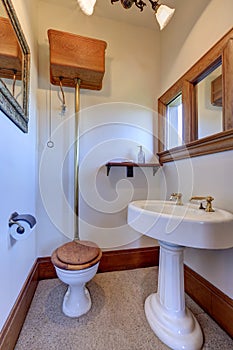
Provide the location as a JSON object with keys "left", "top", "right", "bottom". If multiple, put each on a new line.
{"left": 8, "top": 212, "right": 36, "bottom": 234}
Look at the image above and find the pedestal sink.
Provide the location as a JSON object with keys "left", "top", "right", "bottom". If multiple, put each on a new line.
{"left": 127, "top": 200, "right": 233, "bottom": 350}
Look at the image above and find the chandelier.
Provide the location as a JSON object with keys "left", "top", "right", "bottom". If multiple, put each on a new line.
{"left": 77, "top": 0, "right": 175, "bottom": 30}
{"left": 112, "top": 0, "right": 175, "bottom": 30}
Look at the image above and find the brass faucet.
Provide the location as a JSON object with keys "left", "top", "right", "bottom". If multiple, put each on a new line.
{"left": 170, "top": 192, "right": 183, "bottom": 206}
{"left": 190, "top": 196, "right": 215, "bottom": 212}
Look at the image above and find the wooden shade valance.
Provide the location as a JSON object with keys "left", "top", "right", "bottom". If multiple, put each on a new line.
{"left": 48, "top": 29, "right": 107, "bottom": 90}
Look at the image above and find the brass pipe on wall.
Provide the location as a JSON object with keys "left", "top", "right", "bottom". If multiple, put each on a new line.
{"left": 74, "top": 78, "right": 81, "bottom": 241}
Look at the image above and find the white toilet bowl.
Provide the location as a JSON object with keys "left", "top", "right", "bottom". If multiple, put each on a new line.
{"left": 51, "top": 240, "right": 102, "bottom": 318}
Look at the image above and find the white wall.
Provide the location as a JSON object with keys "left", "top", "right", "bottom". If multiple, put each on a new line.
{"left": 1, "top": 0, "right": 233, "bottom": 333}
{"left": 78, "top": 103, "right": 162, "bottom": 249}
{"left": 0, "top": 0, "right": 38, "bottom": 330}
{"left": 159, "top": 0, "right": 233, "bottom": 298}
{"left": 37, "top": 0, "right": 161, "bottom": 255}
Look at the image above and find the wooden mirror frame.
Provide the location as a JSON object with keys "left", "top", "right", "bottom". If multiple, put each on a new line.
{"left": 157, "top": 28, "right": 233, "bottom": 164}
{"left": 0, "top": 0, "right": 30, "bottom": 132}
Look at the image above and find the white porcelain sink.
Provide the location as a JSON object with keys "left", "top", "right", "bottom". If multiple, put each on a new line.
{"left": 127, "top": 199, "right": 233, "bottom": 350}
{"left": 128, "top": 200, "right": 233, "bottom": 249}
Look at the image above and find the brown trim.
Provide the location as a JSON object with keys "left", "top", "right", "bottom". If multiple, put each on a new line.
{"left": 183, "top": 80, "right": 196, "bottom": 143}
{"left": 184, "top": 265, "right": 233, "bottom": 338}
{"left": 37, "top": 247, "right": 160, "bottom": 279}
{"left": 223, "top": 38, "right": 233, "bottom": 130}
{"left": 98, "top": 247, "right": 160, "bottom": 273}
{"left": 158, "top": 128, "right": 233, "bottom": 163}
{"left": 158, "top": 27, "right": 233, "bottom": 164}
{"left": 0, "top": 247, "right": 232, "bottom": 350}
{"left": 158, "top": 98, "right": 166, "bottom": 153}
{"left": 158, "top": 28, "right": 232, "bottom": 103}
{"left": 0, "top": 260, "right": 39, "bottom": 350}
{"left": 37, "top": 256, "right": 56, "bottom": 280}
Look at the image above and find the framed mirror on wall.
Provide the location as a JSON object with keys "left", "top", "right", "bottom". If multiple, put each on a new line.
{"left": 158, "top": 28, "right": 233, "bottom": 164}
{"left": 0, "top": 0, "right": 30, "bottom": 132}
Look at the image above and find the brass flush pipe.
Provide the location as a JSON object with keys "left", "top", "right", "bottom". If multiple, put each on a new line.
{"left": 74, "top": 78, "right": 81, "bottom": 241}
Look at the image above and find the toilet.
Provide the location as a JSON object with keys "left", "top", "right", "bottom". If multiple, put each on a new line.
{"left": 51, "top": 240, "right": 102, "bottom": 318}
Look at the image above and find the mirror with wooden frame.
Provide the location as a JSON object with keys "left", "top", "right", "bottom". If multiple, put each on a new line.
{"left": 0, "top": 0, "right": 30, "bottom": 132}
{"left": 157, "top": 28, "right": 233, "bottom": 164}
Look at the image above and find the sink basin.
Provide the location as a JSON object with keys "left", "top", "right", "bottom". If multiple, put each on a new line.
{"left": 128, "top": 200, "right": 233, "bottom": 349}
{"left": 128, "top": 200, "right": 233, "bottom": 249}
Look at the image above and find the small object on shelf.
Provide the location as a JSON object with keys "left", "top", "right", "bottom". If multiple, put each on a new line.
{"left": 137, "top": 145, "right": 145, "bottom": 163}
{"left": 105, "top": 162, "right": 161, "bottom": 177}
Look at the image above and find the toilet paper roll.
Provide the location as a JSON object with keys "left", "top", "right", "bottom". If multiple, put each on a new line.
{"left": 9, "top": 221, "right": 33, "bottom": 241}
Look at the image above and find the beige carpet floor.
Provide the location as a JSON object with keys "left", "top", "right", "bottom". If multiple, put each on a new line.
{"left": 15, "top": 267, "right": 233, "bottom": 350}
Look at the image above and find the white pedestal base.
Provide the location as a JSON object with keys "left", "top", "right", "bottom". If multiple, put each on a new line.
{"left": 145, "top": 241, "right": 203, "bottom": 350}
{"left": 63, "top": 285, "right": 91, "bottom": 318}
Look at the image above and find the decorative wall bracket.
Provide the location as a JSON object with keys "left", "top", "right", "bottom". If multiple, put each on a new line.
{"left": 105, "top": 162, "right": 161, "bottom": 177}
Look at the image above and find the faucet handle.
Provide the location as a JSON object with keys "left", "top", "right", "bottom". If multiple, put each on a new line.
{"left": 190, "top": 195, "right": 215, "bottom": 212}
{"left": 170, "top": 192, "right": 183, "bottom": 205}
{"left": 205, "top": 196, "right": 215, "bottom": 212}
{"left": 170, "top": 192, "right": 182, "bottom": 197}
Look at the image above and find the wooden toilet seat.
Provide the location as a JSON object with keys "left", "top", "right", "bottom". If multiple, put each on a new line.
{"left": 51, "top": 240, "right": 102, "bottom": 271}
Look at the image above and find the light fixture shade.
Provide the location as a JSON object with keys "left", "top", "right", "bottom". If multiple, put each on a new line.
{"left": 155, "top": 4, "right": 175, "bottom": 30}
{"left": 77, "top": 0, "right": 97, "bottom": 16}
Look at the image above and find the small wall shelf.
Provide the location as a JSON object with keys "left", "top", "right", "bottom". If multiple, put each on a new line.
{"left": 105, "top": 162, "right": 161, "bottom": 177}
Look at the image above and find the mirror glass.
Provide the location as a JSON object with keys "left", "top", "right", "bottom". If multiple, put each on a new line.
{"left": 197, "top": 64, "right": 222, "bottom": 139}
{"left": 0, "top": 0, "right": 30, "bottom": 132}
{"left": 166, "top": 94, "right": 183, "bottom": 149}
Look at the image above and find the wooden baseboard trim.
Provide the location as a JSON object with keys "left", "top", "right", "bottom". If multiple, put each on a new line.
{"left": 37, "top": 247, "right": 161, "bottom": 279}
{"left": 99, "top": 246, "right": 160, "bottom": 273}
{"left": 1, "top": 247, "right": 232, "bottom": 350}
{"left": 0, "top": 247, "right": 159, "bottom": 350}
{"left": 184, "top": 265, "right": 233, "bottom": 338}
{"left": 37, "top": 246, "right": 160, "bottom": 279}
{"left": 0, "top": 260, "right": 39, "bottom": 350}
